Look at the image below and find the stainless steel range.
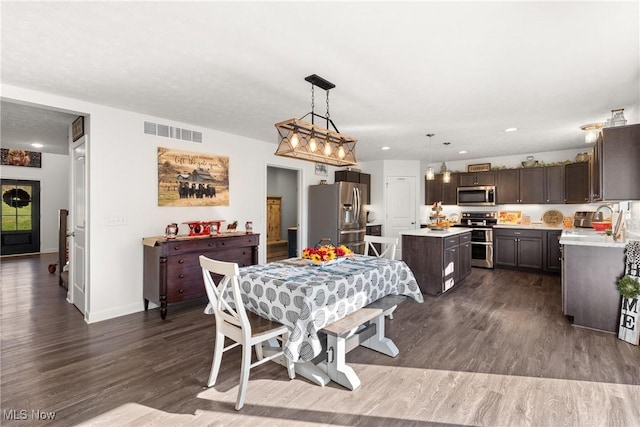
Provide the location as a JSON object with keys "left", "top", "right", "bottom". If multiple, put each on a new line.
{"left": 454, "top": 212, "right": 497, "bottom": 268}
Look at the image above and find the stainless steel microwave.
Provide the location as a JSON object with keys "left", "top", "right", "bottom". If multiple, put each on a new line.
{"left": 457, "top": 186, "right": 496, "bottom": 206}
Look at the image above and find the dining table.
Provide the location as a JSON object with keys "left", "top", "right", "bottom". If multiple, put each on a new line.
{"left": 227, "top": 254, "right": 424, "bottom": 388}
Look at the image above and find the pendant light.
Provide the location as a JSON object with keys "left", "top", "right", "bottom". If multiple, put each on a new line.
{"left": 425, "top": 133, "right": 435, "bottom": 181}
{"left": 442, "top": 142, "right": 451, "bottom": 183}
{"left": 275, "top": 74, "right": 357, "bottom": 166}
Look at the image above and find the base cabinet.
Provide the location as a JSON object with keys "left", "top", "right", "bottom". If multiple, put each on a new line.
{"left": 402, "top": 232, "right": 471, "bottom": 296}
{"left": 143, "top": 233, "right": 260, "bottom": 319}
{"left": 494, "top": 228, "right": 543, "bottom": 270}
{"left": 544, "top": 230, "right": 562, "bottom": 273}
{"left": 562, "top": 244, "right": 624, "bottom": 332}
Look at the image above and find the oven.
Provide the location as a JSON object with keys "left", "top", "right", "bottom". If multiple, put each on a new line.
{"left": 454, "top": 211, "right": 497, "bottom": 269}
{"left": 469, "top": 227, "right": 494, "bottom": 268}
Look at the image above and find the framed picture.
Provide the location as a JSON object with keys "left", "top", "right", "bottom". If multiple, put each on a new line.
{"left": 467, "top": 163, "right": 491, "bottom": 173}
{"left": 0, "top": 149, "right": 42, "bottom": 168}
{"left": 157, "top": 147, "right": 229, "bottom": 207}
{"left": 72, "top": 116, "right": 84, "bottom": 142}
{"left": 315, "top": 163, "right": 328, "bottom": 176}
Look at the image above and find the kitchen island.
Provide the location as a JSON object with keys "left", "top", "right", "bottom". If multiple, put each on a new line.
{"left": 560, "top": 229, "right": 627, "bottom": 333}
{"left": 401, "top": 228, "right": 473, "bottom": 295}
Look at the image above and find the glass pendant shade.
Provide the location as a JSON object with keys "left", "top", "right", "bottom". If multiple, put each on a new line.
{"left": 443, "top": 170, "right": 451, "bottom": 183}
{"left": 426, "top": 166, "right": 435, "bottom": 181}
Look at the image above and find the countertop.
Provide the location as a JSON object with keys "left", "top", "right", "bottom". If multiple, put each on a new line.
{"left": 559, "top": 229, "right": 636, "bottom": 248}
{"left": 401, "top": 227, "right": 474, "bottom": 238}
{"left": 493, "top": 224, "right": 564, "bottom": 231}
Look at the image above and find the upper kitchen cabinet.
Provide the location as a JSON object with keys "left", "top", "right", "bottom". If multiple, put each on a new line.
{"left": 496, "top": 168, "right": 545, "bottom": 204}
{"left": 425, "top": 173, "right": 457, "bottom": 205}
{"left": 518, "top": 167, "right": 545, "bottom": 204}
{"left": 565, "top": 162, "right": 590, "bottom": 203}
{"left": 592, "top": 124, "right": 640, "bottom": 201}
{"left": 495, "top": 169, "right": 519, "bottom": 204}
{"left": 544, "top": 165, "right": 565, "bottom": 204}
{"left": 335, "top": 170, "right": 371, "bottom": 203}
{"left": 458, "top": 171, "right": 495, "bottom": 186}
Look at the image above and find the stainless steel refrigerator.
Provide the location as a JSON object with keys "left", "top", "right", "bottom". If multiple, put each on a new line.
{"left": 308, "top": 182, "right": 367, "bottom": 254}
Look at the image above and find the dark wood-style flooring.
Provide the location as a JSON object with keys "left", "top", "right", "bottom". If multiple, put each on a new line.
{"left": 1, "top": 253, "right": 639, "bottom": 426}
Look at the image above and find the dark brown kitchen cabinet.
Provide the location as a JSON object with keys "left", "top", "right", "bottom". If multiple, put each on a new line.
{"left": 494, "top": 228, "right": 543, "bottom": 270}
{"left": 425, "top": 173, "right": 457, "bottom": 205}
{"left": 564, "top": 162, "right": 590, "bottom": 203}
{"left": 335, "top": 170, "right": 371, "bottom": 202}
{"left": 543, "top": 230, "right": 562, "bottom": 273}
{"left": 592, "top": 124, "right": 640, "bottom": 201}
{"left": 402, "top": 231, "right": 471, "bottom": 296}
{"left": 544, "top": 165, "right": 565, "bottom": 204}
{"left": 459, "top": 171, "right": 495, "bottom": 186}
{"left": 143, "top": 233, "right": 260, "bottom": 319}
{"left": 518, "top": 167, "right": 545, "bottom": 204}
{"left": 496, "top": 169, "right": 519, "bottom": 204}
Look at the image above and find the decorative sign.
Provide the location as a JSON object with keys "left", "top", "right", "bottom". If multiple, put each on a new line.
{"left": 72, "top": 116, "right": 84, "bottom": 141}
{"left": 467, "top": 163, "right": 491, "bottom": 173}
{"left": 315, "top": 163, "right": 328, "bottom": 176}
{"left": 0, "top": 149, "right": 42, "bottom": 168}
{"left": 619, "top": 297, "right": 639, "bottom": 345}
{"left": 157, "top": 147, "right": 229, "bottom": 207}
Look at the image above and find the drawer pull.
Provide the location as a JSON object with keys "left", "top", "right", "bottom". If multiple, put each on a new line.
{"left": 178, "top": 274, "right": 184, "bottom": 279}
{"left": 173, "top": 245, "right": 181, "bottom": 250}
{"left": 178, "top": 259, "right": 185, "bottom": 264}
{"left": 208, "top": 243, "right": 214, "bottom": 247}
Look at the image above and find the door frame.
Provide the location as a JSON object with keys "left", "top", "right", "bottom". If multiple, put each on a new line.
{"left": 265, "top": 164, "right": 302, "bottom": 263}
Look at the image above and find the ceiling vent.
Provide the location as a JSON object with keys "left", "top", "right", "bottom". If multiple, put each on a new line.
{"left": 144, "top": 121, "right": 202, "bottom": 143}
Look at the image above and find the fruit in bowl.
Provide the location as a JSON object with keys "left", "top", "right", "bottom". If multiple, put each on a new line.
{"left": 591, "top": 221, "right": 612, "bottom": 232}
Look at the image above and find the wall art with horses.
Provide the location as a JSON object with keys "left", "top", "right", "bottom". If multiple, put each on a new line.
{"left": 157, "top": 147, "right": 229, "bottom": 207}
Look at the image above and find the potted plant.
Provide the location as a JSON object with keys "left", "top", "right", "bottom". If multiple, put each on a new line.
{"left": 617, "top": 275, "right": 640, "bottom": 345}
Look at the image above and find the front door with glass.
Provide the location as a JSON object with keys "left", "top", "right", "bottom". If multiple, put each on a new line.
{"left": 1, "top": 179, "right": 41, "bottom": 255}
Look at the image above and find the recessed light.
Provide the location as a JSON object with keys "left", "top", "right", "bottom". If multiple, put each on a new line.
{"left": 31, "top": 143, "right": 44, "bottom": 148}
{"left": 504, "top": 127, "right": 518, "bottom": 132}
{"left": 381, "top": 146, "right": 391, "bottom": 150}
{"left": 458, "top": 150, "right": 467, "bottom": 154}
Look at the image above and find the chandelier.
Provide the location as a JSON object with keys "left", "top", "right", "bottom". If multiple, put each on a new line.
{"left": 274, "top": 74, "right": 357, "bottom": 167}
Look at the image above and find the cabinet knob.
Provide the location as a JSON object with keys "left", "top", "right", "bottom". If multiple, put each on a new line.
{"left": 178, "top": 259, "right": 184, "bottom": 264}
{"left": 178, "top": 274, "right": 184, "bottom": 279}
{"left": 178, "top": 289, "right": 184, "bottom": 294}
{"left": 208, "top": 243, "right": 214, "bottom": 247}
{"left": 173, "top": 245, "right": 181, "bottom": 250}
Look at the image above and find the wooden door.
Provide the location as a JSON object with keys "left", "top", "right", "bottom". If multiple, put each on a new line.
{"left": 544, "top": 165, "right": 565, "bottom": 204}
{"left": 267, "top": 196, "right": 282, "bottom": 241}
{"left": 564, "top": 162, "right": 589, "bottom": 203}
{"left": 496, "top": 169, "right": 519, "bottom": 204}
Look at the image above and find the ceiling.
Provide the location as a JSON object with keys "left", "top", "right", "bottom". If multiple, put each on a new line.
{"left": 1, "top": 1, "right": 639, "bottom": 164}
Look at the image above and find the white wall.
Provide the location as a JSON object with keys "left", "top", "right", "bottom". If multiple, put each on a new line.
{"left": 0, "top": 153, "right": 69, "bottom": 253}
{"left": 3, "top": 84, "right": 318, "bottom": 323}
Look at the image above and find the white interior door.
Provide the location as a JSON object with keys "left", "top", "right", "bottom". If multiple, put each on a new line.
{"left": 70, "top": 136, "right": 88, "bottom": 317}
{"left": 386, "top": 176, "right": 416, "bottom": 259}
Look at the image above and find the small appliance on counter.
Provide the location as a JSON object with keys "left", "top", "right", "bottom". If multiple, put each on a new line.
{"left": 573, "top": 211, "right": 595, "bottom": 228}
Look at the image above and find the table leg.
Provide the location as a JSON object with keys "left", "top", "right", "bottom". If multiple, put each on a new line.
{"left": 360, "top": 314, "right": 399, "bottom": 357}
{"left": 324, "top": 334, "right": 361, "bottom": 390}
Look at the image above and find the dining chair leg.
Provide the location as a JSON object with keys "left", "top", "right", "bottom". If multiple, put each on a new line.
{"left": 207, "top": 331, "right": 225, "bottom": 387}
{"left": 235, "top": 344, "right": 252, "bottom": 410}
{"left": 255, "top": 342, "right": 264, "bottom": 361}
{"left": 284, "top": 332, "right": 295, "bottom": 379}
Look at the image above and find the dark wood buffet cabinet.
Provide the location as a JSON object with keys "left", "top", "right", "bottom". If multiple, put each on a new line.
{"left": 143, "top": 233, "right": 260, "bottom": 319}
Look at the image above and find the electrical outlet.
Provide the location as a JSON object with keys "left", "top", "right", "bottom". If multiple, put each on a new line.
{"left": 105, "top": 216, "right": 127, "bottom": 226}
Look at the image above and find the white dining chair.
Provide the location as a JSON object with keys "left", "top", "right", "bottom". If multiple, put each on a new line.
{"left": 364, "top": 235, "right": 398, "bottom": 260}
{"left": 199, "top": 255, "right": 295, "bottom": 410}
{"left": 363, "top": 235, "right": 399, "bottom": 318}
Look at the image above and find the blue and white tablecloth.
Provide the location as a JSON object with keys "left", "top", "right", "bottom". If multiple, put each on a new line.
{"left": 235, "top": 255, "right": 423, "bottom": 362}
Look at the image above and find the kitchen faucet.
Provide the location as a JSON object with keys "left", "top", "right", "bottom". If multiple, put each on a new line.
{"left": 594, "top": 204, "right": 614, "bottom": 221}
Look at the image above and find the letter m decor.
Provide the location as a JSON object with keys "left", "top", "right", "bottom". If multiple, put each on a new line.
{"left": 619, "top": 242, "right": 640, "bottom": 345}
